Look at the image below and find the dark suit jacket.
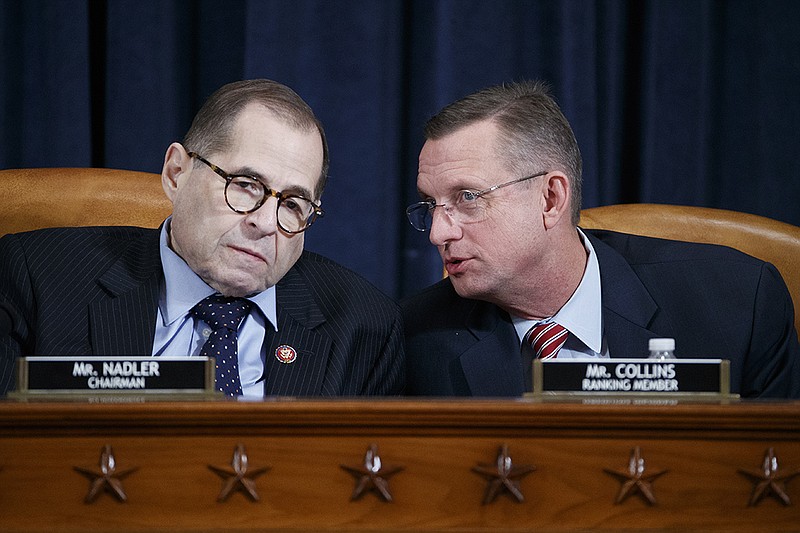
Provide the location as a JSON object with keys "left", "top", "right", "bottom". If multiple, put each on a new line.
{"left": 402, "top": 230, "right": 800, "bottom": 398}
{"left": 0, "top": 226, "right": 404, "bottom": 396}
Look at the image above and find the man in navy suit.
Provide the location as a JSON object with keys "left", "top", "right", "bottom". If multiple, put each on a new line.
{"left": 402, "top": 81, "right": 799, "bottom": 398}
{"left": 0, "top": 79, "right": 403, "bottom": 397}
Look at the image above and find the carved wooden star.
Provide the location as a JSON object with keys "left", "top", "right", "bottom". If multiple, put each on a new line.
{"left": 208, "top": 443, "right": 270, "bottom": 502}
{"left": 73, "top": 445, "right": 138, "bottom": 503}
{"left": 738, "top": 447, "right": 800, "bottom": 506}
{"left": 604, "top": 446, "right": 668, "bottom": 505}
{"left": 472, "top": 444, "right": 536, "bottom": 505}
{"left": 340, "top": 443, "right": 404, "bottom": 502}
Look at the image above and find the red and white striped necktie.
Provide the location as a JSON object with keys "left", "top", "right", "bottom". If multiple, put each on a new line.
{"left": 526, "top": 322, "right": 569, "bottom": 360}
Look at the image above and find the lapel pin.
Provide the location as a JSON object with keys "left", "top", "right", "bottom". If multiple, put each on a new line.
{"left": 274, "top": 344, "right": 298, "bottom": 364}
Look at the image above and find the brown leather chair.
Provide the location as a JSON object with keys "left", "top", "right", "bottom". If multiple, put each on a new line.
{"left": 0, "top": 167, "right": 172, "bottom": 236}
{"left": 579, "top": 203, "right": 800, "bottom": 335}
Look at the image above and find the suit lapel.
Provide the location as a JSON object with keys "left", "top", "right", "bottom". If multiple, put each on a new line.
{"left": 459, "top": 300, "right": 526, "bottom": 396}
{"left": 263, "top": 264, "right": 330, "bottom": 396}
{"left": 453, "top": 233, "right": 681, "bottom": 395}
{"left": 588, "top": 233, "right": 676, "bottom": 358}
{"left": 90, "top": 231, "right": 162, "bottom": 355}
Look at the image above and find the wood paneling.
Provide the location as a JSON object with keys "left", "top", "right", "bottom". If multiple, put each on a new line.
{"left": 1, "top": 398, "right": 799, "bottom": 532}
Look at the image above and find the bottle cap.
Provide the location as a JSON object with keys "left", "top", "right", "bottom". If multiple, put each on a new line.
{"left": 649, "top": 338, "right": 675, "bottom": 351}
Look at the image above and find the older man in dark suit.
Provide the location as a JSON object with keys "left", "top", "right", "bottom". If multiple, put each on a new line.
{"left": 0, "top": 79, "right": 403, "bottom": 397}
{"left": 402, "top": 81, "right": 799, "bottom": 398}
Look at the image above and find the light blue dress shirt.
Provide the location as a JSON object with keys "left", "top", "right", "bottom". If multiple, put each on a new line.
{"left": 151, "top": 218, "right": 278, "bottom": 397}
{"left": 512, "top": 228, "right": 609, "bottom": 359}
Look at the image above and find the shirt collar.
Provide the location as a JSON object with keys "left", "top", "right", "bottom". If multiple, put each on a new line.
{"left": 158, "top": 217, "right": 278, "bottom": 330}
{"left": 512, "top": 228, "right": 603, "bottom": 352}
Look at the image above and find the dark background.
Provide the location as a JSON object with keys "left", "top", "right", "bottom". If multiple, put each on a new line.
{"left": 2, "top": 0, "right": 798, "bottom": 300}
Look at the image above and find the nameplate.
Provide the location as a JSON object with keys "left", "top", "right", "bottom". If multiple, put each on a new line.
{"left": 14, "top": 356, "right": 214, "bottom": 394}
{"left": 531, "top": 359, "right": 732, "bottom": 397}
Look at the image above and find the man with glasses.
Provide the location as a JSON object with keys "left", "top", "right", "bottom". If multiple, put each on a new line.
{"left": 0, "top": 79, "right": 403, "bottom": 397}
{"left": 402, "top": 80, "right": 799, "bottom": 398}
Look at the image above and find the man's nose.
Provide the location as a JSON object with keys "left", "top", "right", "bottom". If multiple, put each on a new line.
{"left": 428, "top": 205, "right": 461, "bottom": 246}
{"left": 245, "top": 196, "right": 280, "bottom": 234}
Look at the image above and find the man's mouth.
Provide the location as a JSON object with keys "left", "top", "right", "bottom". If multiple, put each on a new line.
{"left": 444, "top": 256, "right": 469, "bottom": 275}
{"left": 229, "top": 245, "right": 267, "bottom": 263}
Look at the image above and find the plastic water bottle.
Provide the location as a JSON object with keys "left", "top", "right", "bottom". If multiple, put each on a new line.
{"left": 648, "top": 338, "right": 676, "bottom": 360}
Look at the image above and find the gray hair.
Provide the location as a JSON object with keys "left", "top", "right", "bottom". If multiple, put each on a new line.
{"left": 425, "top": 81, "right": 582, "bottom": 224}
{"left": 183, "top": 79, "right": 329, "bottom": 199}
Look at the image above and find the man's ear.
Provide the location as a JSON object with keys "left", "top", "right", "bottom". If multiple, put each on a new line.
{"left": 541, "top": 171, "right": 571, "bottom": 230}
{"left": 161, "top": 143, "right": 191, "bottom": 203}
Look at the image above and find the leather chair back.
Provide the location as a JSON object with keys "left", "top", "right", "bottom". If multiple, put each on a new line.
{"left": 0, "top": 167, "right": 171, "bottom": 236}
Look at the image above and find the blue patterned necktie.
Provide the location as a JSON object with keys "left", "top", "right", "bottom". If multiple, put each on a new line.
{"left": 190, "top": 295, "right": 252, "bottom": 396}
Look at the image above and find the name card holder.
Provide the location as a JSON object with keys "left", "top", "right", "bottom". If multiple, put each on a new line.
{"left": 13, "top": 356, "right": 216, "bottom": 396}
{"left": 531, "top": 358, "right": 736, "bottom": 399}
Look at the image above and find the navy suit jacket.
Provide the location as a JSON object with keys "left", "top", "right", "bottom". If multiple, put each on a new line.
{"left": 0, "top": 226, "right": 404, "bottom": 396}
{"left": 402, "top": 230, "right": 800, "bottom": 398}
